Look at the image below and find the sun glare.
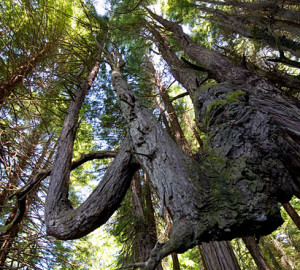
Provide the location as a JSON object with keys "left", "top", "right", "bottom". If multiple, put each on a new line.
{"left": 94, "top": 0, "right": 109, "bottom": 15}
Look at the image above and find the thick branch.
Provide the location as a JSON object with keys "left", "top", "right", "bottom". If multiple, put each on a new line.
{"left": 145, "top": 8, "right": 250, "bottom": 82}
{"left": 267, "top": 57, "right": 300, "bottom": 69}
{"left": 1, "top": 151, "right": 118, "bottom": 237}
{"left": 46, "top": 137, "right": 139, "bottom": 240}
{"left": 146, "top": 23, "right": 202, "bottom": 95}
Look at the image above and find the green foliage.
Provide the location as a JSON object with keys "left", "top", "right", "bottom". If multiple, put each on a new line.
{"left": 1, "top": 0, "right": 300, "bottom": 269}
{"left": 178, "top": 246, "right": 204, "bottom": 269}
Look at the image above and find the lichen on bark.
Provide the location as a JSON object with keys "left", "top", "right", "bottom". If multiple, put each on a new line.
{"left": 195, "top": 81, "right": 300, "bottom": 204}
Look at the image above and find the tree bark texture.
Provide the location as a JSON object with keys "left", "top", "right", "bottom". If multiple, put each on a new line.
{"left": 45, "top": 53, "right": 141, "bottom": 240}
{"left": 111, "top": 69, "right": 290, "bottom": 269}
{"left": 46, "top": 135, "right": 139, "bottom": 240}
{"left": 200, "top": 241, "right": 241, "bottom": 270}
{"left": 148, "top": 11, "right": 300, "bottom": 199}
{"left": 242, "top": 236, "right": 271, "bottom": 270}
{"left": 148, "top": 61, "right": 240, "bottom": 270}
{"left": 140, "top": 11, "right": 300, "bottom": 268}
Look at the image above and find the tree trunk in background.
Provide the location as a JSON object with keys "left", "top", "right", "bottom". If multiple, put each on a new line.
{"left": 131, "top": 172, "right": 163, "bottom": 270}
{"left": 0, "top": 129, "right": 41, "bottom": 208}
{"left": 260, "top": 237, "right": 283, "bottom": 270}
{"left": 242, "top": 236, "right": 271, "bottom": 270}
{"left": 183, "top": 113, "right": 203, "bottom": 149}
{"left": 282, "top": 202, "right": 300, "bottom": 230}
{"left": 194, "top": 4, "right": 300, "bottom": 58}
{"left": 0, "top": 130, "right": 41, "bottom": 266}
{"left": 200, "top": 241, "right": 241, "bottom": 270}
{"left": 270, "top": 236, "right": 294, "bottom": 270}
{"left": 144, "top": 175, "right": 164, "bottom": 270}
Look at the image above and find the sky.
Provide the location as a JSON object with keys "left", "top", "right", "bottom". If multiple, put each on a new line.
{"left": 94, "top": 0, "right": 109, "bottom": 15}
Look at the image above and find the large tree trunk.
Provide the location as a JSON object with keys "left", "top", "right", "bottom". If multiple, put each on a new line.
{"left": 45, "top": 18, "right": 300, "bottom": 268}
{"left": 147, "top": 10, "right": 300, "bottom": 199}
{"left": 45, "top": 61, "right": 290, "bottom": 270}
{"left": 148, "top": 59, "right": 240, "bottom": 270}
{"left": 110, "top": 69, "right": 286, "bottom": 269}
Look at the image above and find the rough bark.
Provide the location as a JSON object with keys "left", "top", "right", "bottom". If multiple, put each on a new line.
{"left": 46, "top": 135, "right": 139, "bottom": 240}
{"left": 148, "top": 60, "right": 240, "bottom": 270}
{"left": 146, "top": 8, "right": 251, "bottom": 83}
{"left": 147, "top": 11, "right": 300, "bottom": 198}
{"left": 111, "top": 69, "right": 287, "bottom": 269}
{"left": 200, "top": 241, "right": 241, "bottom": 270}
{"left": 242, "top": 236, "right": 271, "bottom": 270}
{"left": 139, "top": 12, "right": 300, "bottom": 268}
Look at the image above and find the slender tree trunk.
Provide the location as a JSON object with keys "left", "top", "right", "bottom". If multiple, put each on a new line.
{"left": 242, "top": 236, "right": 271, "bottom": 270}
{"left": 270, "top": 236, "right": 295, "bottom": 269}
{"left": 282, "top": 202, "right": 300, "bottom": 230}
{"left": 0, "top": 129, "right": 41, "bottom": 208}
{"left": 183, "top": 113, "right": 203, "bottom": 149}
{"left": 131, "top": 172, "right": 163, "bottom": 270}
{"left": 260, "top": 237, "right": 283, "bottom": 270}
{"left": 164, "top": 210, "right": 181, "bottom": 270}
